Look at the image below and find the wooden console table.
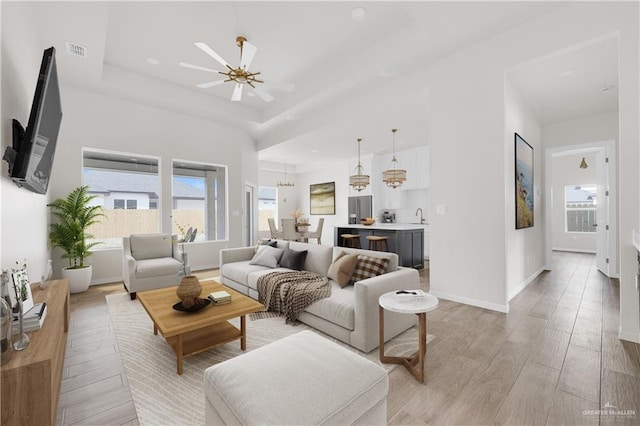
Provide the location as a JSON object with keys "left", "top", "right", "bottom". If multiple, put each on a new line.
{"left": 1, "top": 279, "right": 70, "bottom": 426}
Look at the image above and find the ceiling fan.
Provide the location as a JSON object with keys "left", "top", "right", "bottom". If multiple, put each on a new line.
{"left": 180, "top": 36, "right": 294, "bottom": 102}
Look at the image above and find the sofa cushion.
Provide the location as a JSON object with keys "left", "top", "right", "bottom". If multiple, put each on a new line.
{"left": 223, "top": 261, "right": 276, "bottom": 286}
{"left": 289, "top": 241, "right": 333, "bottom": 276}
{"left": 130, "top": 233, "right": 172, "bottom": 260}
{"left": 249, "top": 245, "right": 285, "bottom": 268}
{"left": 135, "top": 257, "right": 182, "bottom": 279}
{"left": 336, "top": 247, "right": 398, "bottom": 273}
{"left": 327, "top": 250, "right": 359, "bottom": 288}
{"left": 304, "top": 281, "right": 355, "bottom": 330}
{"left": 279, "top": 248, "right": 308, "bottom": 271}
{"left": 254, "top": 239, "right": 278, "bottom": 252}
{"left": 351, "top": 255, "right": 390, "bottom": 282}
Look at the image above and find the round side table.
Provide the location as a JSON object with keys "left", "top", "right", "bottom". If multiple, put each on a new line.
{"left": 378, "top": 291, "right": 438, "bottom": 383}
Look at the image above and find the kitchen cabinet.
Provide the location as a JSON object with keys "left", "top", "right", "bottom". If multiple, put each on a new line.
{"left": 334, "top": 225, "right": 424, "bottom": 269}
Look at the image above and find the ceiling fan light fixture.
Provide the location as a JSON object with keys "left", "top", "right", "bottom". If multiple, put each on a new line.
{"left": 350, "top": 138, "right": 370, "bottom": 192}
{"left": 382, "top": 129, "right": 407, "bottom": 189}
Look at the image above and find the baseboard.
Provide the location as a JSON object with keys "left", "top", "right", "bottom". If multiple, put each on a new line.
{"left": 508, "top": 266, "right": 545, "bottom": 301}
{"left": 90, "top": 276, "right": 123, "bottom": 286}
{"left": 552, "top": 247, "right": 596, "bottom": 254}
{"left": 618, "top": 326, "right": 640, "bottom": 344}
{"left": 192, "top": 263, "right": 219, "bottom": 272}
{"left": 429, "top": 290, "right": 509, "bottom": 313}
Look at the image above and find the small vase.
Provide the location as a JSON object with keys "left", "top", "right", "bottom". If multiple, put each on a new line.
{"left": 176, "top": 275, "right": 202, "bottom": 308}
{"left": 13, "top": 300, "right": 29, "bottom": 351}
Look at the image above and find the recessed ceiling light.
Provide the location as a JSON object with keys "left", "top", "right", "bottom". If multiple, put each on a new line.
{"left": 311, "top": 150, "right": 318, "bottom": 153}
{"left": 351, "top": 7, "right": 366, "bottom": 21}
{"left": 246, "top": 92, "right": 256, "bottom": 97}
{"left": 146, "top": 58, "right": 160, "bottom": 65}
{"left": 286, "top": 114, "right": 301, "bottom": 121}
{"left": 379, "top": 66, "right": 397, "bottom": 78}
{"left": 559, "top": 69, "right": 574, "bottom": 77}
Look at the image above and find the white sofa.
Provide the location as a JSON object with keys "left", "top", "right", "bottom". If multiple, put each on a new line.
{"left": 219, "top": 240, "right": 420, "bottom": 353}
{"left": 122, "top": 233, "right": 184, "bottom": 300}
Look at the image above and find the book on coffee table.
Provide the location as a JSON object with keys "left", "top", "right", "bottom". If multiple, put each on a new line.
{"left": 208, "top": 291, "right": 231, "bottom": 305}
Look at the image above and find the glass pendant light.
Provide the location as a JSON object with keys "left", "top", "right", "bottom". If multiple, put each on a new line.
{"left": 382, "top": 128, "right": 406, "bottom": 188}
{"left": 349, "top": 138, "right": 370, "bottom": 192}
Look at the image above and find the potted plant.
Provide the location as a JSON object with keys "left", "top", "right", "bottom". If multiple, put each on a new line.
{"left": 48, "top": 185, "right": 104, "bottom": 293}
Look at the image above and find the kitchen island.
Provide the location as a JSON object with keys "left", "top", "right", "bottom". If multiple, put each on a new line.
{"left": 334, "top": 224, "right": 426, "bottom": 269}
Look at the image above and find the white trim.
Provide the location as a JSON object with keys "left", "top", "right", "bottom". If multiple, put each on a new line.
{"left": 429, "top": 290, "right": 509, "bottom": 313}
{"left": 618, "top": 326, "right": 640, "bottom": 344}
{"left": 508, "top": 267, "right": 545, "bottom": 301}
{"left": 552, "top": 247, "right": 597, "bottom": 254}
{"left": 192, "top": 263, "right": 219, "bottom": 271}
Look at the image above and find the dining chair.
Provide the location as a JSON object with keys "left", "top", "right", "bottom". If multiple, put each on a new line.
{"left": 268, "top": 218, "right": 283, "bottom": 239}
{"left": 280, "top": 218, "right": 300, "bottom": 241}
{"left": 300, "top": 218, "right": 324, "bottom": 244}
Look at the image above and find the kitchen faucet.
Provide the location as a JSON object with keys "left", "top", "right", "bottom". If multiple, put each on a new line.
{"left": 416, "top": 208, "right": 425, "bottom": 224}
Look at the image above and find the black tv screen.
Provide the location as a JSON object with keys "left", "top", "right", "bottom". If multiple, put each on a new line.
{"left": 8, "top": 47, "right": 63, "bottom": 194}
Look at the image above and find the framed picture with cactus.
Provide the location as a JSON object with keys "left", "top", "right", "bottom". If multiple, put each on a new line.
{"left": 10, "top": 268, "right": 33, "bottom": 313}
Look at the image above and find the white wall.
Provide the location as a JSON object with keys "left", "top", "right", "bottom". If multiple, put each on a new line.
{"left": 1, "top": 2, "right": 51, "bottom": 282}
{"left": 49, "top": 87, "right": 257, "bottom": 283}
{"left": 504, "top": 78, "right": 544, "bottom": 301}
{"left": 552, "top": 153, "right": 597, "bottom": 252}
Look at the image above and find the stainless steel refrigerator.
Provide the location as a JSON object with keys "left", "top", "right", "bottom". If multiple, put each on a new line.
{"left": 348, "top": 195, "right": 372, "bottom": 223}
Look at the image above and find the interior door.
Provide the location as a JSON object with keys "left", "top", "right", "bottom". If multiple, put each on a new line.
{"left": 245, "top": 185, "right": 255, "bottom": 247}
{"left": 595, "top": 151, "right": 609, "bottom": 275}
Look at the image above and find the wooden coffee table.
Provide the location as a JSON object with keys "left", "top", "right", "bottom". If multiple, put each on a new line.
{"left": 137, "top": 280, "right": 264, "bottom": 375}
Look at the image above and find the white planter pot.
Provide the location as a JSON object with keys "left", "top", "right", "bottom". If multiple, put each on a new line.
{"left": 61, "top": 265, "right": 92, "bottom": 294}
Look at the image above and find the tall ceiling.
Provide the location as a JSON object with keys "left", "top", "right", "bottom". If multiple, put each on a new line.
{"left": 25, "top": 1, "right": 618, "bottom": 172}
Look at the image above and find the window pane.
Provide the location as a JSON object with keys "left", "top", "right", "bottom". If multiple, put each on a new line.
{"left": 565, "top": 184, "right": 597, "bottom": 233}
{"left": 83, "top": 150, "right": 160, "bottom": 248}
{"left": 258, "top": 186, "right": 277, "bottom": 231}
{"left": 172, "top": 160, "right": 227, "bottom": 242}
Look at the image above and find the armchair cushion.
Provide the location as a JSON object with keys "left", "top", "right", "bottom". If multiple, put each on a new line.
{"left": 135, "top": 257, "right": 182, "bottom": 279}
{"left": 130, "top": 233, "right": 172, "bottom": 260}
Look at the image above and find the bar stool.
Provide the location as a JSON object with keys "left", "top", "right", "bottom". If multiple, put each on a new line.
{"left": 366, "top": 236, "right": 389, "bottom": 252}
{"left": 341, "top": 234, "right": 361, "bottom": 248}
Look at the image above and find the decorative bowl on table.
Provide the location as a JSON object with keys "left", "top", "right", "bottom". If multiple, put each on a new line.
{"left": 360, "top": 218, "right": 376, "bottom": 226}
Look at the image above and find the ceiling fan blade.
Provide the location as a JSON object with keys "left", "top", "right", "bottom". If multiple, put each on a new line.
{"left": 263, "top": 81, "right": 295, "bottom": 93}
{"left": 197, "top": 80, "right": 226, "bottom": 89}
{"left": 231, "top": 83, "right": 243, "bottom": 101}
{"left": 179, "top": 62, "right": 219, "bottom": 73}
{"left": 240, "top": 40, "right": 258, "bottom": 70}
{"left": 195, "top": 42, "right": 230, "bottom": 68}
{"left": 253, "top": 87, "right": 274, "bottom": 103}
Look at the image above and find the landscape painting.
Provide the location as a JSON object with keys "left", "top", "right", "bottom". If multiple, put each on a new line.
{"left": 310, "top": 182, "right": 335, "bottom": 215}
{"left": 515, "top": 133, "right": 534, "bottom": 229}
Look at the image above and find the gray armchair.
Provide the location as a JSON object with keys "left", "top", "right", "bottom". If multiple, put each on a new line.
{"left": 122, "top": 233, "right": 184, "bottom": 300}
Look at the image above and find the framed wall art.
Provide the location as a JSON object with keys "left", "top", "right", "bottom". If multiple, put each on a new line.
{"left": 11, "top": 268, "right": 34, "bottom": 312}
{"left": 310, "top": 182, "right": 335, "bottom": 215}
{"left": 515, "top": 133, "right": 534, "bottom": 229}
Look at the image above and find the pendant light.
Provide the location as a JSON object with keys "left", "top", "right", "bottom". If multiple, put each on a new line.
{"left": 277, "top": 159, "right": 295, "bottom": 187}
{"left": 349, "top": 138, "right": 370, "bottom": 192}
{"left": 382, "top": 128, "right": 406, "bottom": 189}
{"left": 579, "top": 157, "right": 588, "bottom": 169}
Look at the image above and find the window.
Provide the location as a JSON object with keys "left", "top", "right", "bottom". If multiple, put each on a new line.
{"left": 83, "top": 149, "right": 160, "bottom": 248}
{"left": 565, "top": 185, "right": 597, "bottom": 233}
{"left": 172, "top": 160, "right": 227, "bottom": 242}
{"left": 258, "top": 187, "right": 277, "bottom": 232}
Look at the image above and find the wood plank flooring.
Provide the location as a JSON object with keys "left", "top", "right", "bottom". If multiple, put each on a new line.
{"left": 56, "top": 252, "right": 640, "bottom": 425}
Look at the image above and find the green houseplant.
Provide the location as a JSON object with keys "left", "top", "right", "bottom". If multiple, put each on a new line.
{"left": 48, "top": 185, "right": 104, "bottom": 293}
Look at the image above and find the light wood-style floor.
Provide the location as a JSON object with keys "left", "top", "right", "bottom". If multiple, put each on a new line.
{"left": 56, "top": 252, "right": 640, "bottom": 425}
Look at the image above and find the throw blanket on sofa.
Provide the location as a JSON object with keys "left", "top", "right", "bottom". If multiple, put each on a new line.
{"left": 257, "top": 271, "right": 330, "bottom": 324}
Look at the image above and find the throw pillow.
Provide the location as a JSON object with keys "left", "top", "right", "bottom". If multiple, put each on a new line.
{"left": 279, "top": 248, "right": 308, "bottom": 271}
{"left": 327, "top": 250, "right": 359, "bottom": 288}
{"left": 351, "top": 255, "right": 390, "bottom": 282}
{"left": 254, "top": 239, "right": 278, "bottom": 253}
{"left": 249, "top": 245, "right": 284, "bottom": 268}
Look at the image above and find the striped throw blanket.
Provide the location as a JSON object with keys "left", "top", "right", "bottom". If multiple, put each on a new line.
{"left": 257, "top": 271, "right": 330, "bottom": 324}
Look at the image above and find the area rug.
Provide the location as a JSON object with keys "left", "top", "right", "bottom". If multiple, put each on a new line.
{"left": 106, "top": 292, "right": 434, "bottom": 426}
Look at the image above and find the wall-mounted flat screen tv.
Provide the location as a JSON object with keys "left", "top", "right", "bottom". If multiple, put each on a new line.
{"left": 3, "top": 46, "right": 62, "bottom": 194}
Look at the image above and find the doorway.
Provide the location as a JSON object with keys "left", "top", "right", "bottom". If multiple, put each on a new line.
{"left": 244, "top": 184, "right": 256, "bottom": 247}
{"left": 544, "top": 140, "right": 617, "bottom": 277}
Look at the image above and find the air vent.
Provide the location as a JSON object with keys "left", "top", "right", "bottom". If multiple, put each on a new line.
{"left": 65, "top": 42, "right": 87, "bottom": 58}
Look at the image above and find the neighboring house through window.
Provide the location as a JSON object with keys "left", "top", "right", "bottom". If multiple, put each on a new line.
{"left": 82, "top": 149, "right": 160, "bottom": 248}
{"left": 565, "top": 184, "right": 597, "bottom": 233}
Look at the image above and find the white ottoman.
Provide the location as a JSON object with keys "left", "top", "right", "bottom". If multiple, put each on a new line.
{"left": 204, "top": 330, "right": 389, "bottom": 425}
